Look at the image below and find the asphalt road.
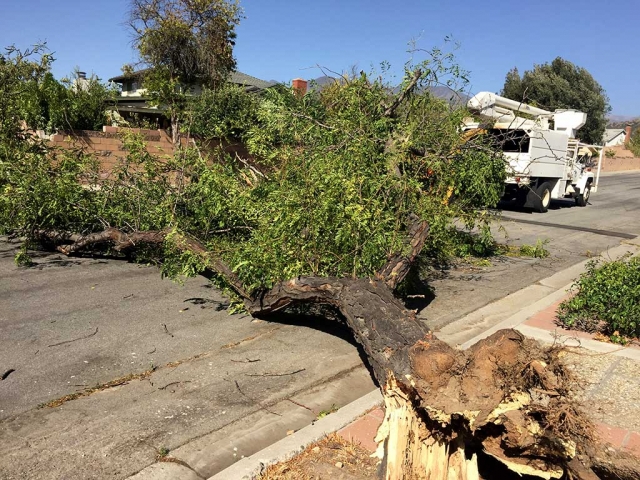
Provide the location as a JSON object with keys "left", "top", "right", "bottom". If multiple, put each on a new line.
{"left": 497, "top": 171, "right": 640, "bottom": 248}
{"left": 421, "top": 171, "right": 640, "bottom": 331}
{"left": 0, "top": 171, "right": 638, "bottom": 479}
{"left": 0, "top": 244, "right": 376, "bottom": 479}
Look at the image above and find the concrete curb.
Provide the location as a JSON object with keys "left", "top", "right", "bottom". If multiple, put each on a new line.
{"left": 208, "top": 390, "right": 383, "bottom": 480}
{"left": 515, "top": 324, "right": 640, "bottom": 361}
{"left": 441, "top": 240, "right": 640, "bottom": 347}
{"left": 460, "top": 238, "right": 640, "bottom": 349}
{"left": 599, "top": 169, "right": 640, "bottom": 176}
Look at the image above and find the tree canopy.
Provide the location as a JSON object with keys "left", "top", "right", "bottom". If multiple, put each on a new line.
{"left": 127, "top": 0, "right": 243, "bottom": 141}
{"left": 0, "top": 45, "right": 113, "bottom": 134}
{"left": 1, "top": 45, "right": 505, "bottom": 294}
{"left": 128, "top": 0, "right": 242, "bottom": 86}
{"left": 500, "top": 57, "right": 610, "bottom": 145}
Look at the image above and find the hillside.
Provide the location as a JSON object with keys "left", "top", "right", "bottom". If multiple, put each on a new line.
{"left": 608, "top": 115, "right": 640, "bottom": 129}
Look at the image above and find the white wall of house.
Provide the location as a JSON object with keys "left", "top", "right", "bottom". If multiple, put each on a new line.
{"left": 605, "top": 133, "right": 626, "bottom": 147}
{"left": 121, "top": 88, "right": 147, "bottom": 97}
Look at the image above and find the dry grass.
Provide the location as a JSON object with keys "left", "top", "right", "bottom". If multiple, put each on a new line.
{"left": 39, "top": 351, "right": 209, "bottom": 409}
{"left": 39, "top": 369, "right": 156, "bottom": 408}
{"left": 257, "top": 433, "right": 379, "bottom": 480}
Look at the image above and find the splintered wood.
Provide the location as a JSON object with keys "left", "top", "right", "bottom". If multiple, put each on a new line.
{"left": 374, "top": 377, "right": 479, "bottom": 480}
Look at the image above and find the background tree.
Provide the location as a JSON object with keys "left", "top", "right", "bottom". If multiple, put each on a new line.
{"left": 2, "top": 45, "right": 112, "bottom": 134}
{"left": 500, "top": 66, "right": 522, "bottom": 100}
{"left": 127, "top": 0, "right": 243, "bottom": 142}
{"left": 500, "top": 58, "right": 610, "bottom": 145}
{"left": 628, "top": 127, "right": 640, "bottom": 157}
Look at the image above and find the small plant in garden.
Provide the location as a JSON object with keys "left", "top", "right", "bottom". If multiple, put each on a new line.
{"left": 605, "top": 149, "right": 616, "bottom": 158}
{"left": 557, "top": 255, "right": 640, "bottom": 340}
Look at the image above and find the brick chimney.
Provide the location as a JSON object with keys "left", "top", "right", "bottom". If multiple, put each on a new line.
{"left": 292, "top": 78, "right": 308, "bottom": 97}
{"left": 624, "top": 124, "right": 633, "bottom": 144}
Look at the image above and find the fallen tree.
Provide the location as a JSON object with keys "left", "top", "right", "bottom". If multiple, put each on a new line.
{"left": 32, "top": 226, "right": 640, "bottom": 479}
{"left": 32, "top": 226, "right": 640, "bottom": 480}
{"left": 3, "top": 46, "right": 639, "bottom": 479}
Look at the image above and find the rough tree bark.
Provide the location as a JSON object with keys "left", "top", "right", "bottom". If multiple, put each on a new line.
{"left": 32, "top": 224, "right": 640, "bottom": 480}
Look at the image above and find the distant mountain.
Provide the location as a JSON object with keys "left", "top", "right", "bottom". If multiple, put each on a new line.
{"left": 608, "top": 114, "right": 638, "bottom": 123}
{"left": 428, "top": 86, "right": 470, "bottom": 106}
{"left": 608, "top": 115, "right": 640, "bottom": 128}
{"left": 308, "top": 75, "right": 343, "bottom": 90}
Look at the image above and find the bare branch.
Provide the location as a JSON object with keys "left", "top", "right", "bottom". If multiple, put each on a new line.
{"left": 383, "top": 69, "right": 422, "bottom": 118}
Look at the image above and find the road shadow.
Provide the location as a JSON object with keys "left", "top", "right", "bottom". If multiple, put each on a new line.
{"left": 15, "top": 251, "right": 111, "bottom": 269}
{"left": 402, "top": 276, "right": 437, "bottom": 312}
{"left": 261, "top": 308, "right": 381, "bottom": 387}
{"left": 496, "top": 198, "right": 585, "bottom": 214}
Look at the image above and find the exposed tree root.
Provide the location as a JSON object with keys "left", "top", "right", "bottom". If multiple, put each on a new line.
{"left": 30, "top": 227, "right": 640, "bottom": 479}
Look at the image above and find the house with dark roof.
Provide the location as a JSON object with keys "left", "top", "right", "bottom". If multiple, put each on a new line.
{"left": 106, "top": 69, "right": 276, "bottom": 126}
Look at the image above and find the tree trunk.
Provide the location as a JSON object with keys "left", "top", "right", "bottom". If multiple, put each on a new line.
{"left": 171, "top": 111, "right": 180, "bottom": 145}
{"left": 31, "top": 227, "right": 640, "bottom": 480}
{"left": 244, "top": 276, "right": 579, "bottom": 479}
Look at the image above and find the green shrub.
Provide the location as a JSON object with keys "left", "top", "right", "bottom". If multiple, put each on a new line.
{"left": 557, "top": 255, "right": 640, "bottom": 338}
{"left": 188, "top": 83, "right": 259, "bottom": 141}
{"left": 629, "top": 128, "right": 640, "bottom": 157}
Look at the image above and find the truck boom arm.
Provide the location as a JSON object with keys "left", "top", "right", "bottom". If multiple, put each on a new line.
{"left": 467, "top": 92, "right": 587, "bottom": 138}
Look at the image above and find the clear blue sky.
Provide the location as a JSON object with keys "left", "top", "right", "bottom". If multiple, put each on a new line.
{"left": 1, "top": 0, "right": 637, "bottom": 116}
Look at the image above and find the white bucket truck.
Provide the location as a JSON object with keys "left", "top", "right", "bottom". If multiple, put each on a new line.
{"left": 464, "top": 92, "right": 603, "bottom": 213}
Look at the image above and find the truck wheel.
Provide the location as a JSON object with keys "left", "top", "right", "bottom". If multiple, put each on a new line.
{"left": 575, "top": 183, "right": 591, "bottom": 207}
{"left": 532, "top": 182, "right": 551, "bottom": 213}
